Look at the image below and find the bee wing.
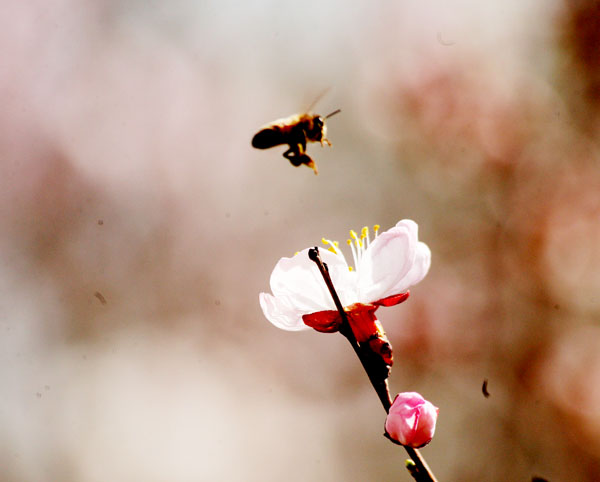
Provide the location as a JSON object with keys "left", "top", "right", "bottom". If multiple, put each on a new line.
{"left": 304, "top": 88, "right": 331, "bottom": 113}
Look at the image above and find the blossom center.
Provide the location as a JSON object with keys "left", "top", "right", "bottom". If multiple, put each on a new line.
{"left": 321, "top": 224, "right": 380, "bottom": 273}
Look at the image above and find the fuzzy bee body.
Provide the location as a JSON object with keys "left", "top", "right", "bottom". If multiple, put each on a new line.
{"left": 252, "top": 110, "right": 339, "bottom": 175}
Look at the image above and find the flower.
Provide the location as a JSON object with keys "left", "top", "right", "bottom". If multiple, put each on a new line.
{"left": 259, "top": 219, "right": 431, "bottom": 365}
{"left": 385, "top": 392, "right": 439, "bottom": 448}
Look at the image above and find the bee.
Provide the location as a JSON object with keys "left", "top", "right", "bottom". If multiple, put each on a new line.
{"left": 251, "top": 108, "right": 341, "bottom": 175}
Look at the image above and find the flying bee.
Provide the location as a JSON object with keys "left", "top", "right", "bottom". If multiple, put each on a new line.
{"left": 251, "top": 108, "right": 341, "bottom": 175}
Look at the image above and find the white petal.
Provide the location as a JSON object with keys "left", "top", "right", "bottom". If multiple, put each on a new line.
{"left": 259, "top": 292, "right": 309, "bottom": 331}
{"left": 395, "top": 219, "right": 419, "bottom": 235}
{"left": 357, "top": 224, "right": 417, "bottom": 302}
{"left": 322, "top": 249, "right": 359, "bottom": 306}
{"left": 269, "top": 248, "right": 355, "bottom": 314}
{"left": 389, "top": 241, "right": 431, "bottom": 294}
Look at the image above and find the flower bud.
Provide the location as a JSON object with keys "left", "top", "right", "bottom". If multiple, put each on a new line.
{"left": 385, "top": 392, "right": 439, "bottom": 448}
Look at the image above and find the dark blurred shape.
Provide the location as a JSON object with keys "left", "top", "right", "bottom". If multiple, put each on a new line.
{"left": 558, "top": 0, "right": 600, "bottom": 126}
{"left": 94, "top": 291, "right": 107, "bottom": 305}
{"left": 482, "top": 379, "right": 490, "bottom": 398}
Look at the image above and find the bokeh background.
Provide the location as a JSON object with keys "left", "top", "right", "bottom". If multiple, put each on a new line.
{"left": 1, "top": 1, "right": 600, "bottom": 480}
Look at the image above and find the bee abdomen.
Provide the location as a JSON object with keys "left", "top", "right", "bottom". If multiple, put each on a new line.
{"left": 252, "top": 127, "right": 286, "bottom": 149}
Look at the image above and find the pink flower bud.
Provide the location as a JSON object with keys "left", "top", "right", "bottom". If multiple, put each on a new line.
{"left": 385, "top": 392, "right": 439, "bottom": 448}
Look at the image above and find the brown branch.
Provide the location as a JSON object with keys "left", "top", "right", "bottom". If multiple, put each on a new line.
{"left": 308, "top": 247, "right": 438, "bottom": 482}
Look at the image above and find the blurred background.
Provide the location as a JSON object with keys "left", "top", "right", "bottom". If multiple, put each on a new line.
{"left": 1, "top": 0, "right": 599, "bottom": 480}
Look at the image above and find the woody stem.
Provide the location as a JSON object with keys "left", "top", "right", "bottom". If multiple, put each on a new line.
{"left": 307, "top": 247, "right": 392, "bottom": 409}
{"left": 308, "top": 246, "right": 437, "bottom": 482}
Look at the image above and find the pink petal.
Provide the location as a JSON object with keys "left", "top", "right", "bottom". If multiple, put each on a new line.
{"left": 385, "top": 392, "right": 439, "bottom": 448}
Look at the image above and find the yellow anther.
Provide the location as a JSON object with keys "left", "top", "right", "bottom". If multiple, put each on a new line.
{"left": 294, "top": 251, "right": 300, "bottom": 256}
{"left": 361, "top": 226, "right": 368, "bottom": 239}
{"left": 328, "top": 247, "right": 337, "bottom": 253}
{"left": 350, "top": 229, "right": 358, "bottom": 240}
{"left": 373, "top": 224, "right": 380, "bottom": 233}
{"left": 348, "top": 266, "right": 353, "bottom": 271}
{"left": 358, "top": 239, "right": 363, "bottom": 248}
{"left": 321, "top": 237, "right": 328, "bottom": 245}
{"left": 347, "top": 239, "right": 352, "bottom": 245}
{"left": 333, "top": 241, "right": 339, "bottom": 247}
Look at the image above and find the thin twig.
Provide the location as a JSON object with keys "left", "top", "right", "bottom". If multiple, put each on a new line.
{"left": 308, "top": 247, "right": 438, "bottom": 482}
{"left": 307, "top": 247, "right": 392, "bottom": 408}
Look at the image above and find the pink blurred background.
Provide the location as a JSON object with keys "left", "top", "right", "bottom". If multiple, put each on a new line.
{"left": 1, "top": 1, "right": 599, "bottom": 480}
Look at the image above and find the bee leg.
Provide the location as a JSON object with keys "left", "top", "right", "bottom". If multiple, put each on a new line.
{"left": 283, "top": 144, "right": 304, "bottom": 167}
{"left": 282, "top": 143, "right": 317, "bottom": 174}
{"left": 305, "top": 156, "right": 318, "bottom": 175}
{"left": 321, "top": 138, "right": 332, "bottom": 147}
{"left": 297, "top": 153, "right": 318, "bottom": 175}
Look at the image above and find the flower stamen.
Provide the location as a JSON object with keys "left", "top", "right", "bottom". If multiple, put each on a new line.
{"left": 347, "top": 238, "right": 358, "bottom": 270}
{"left": 321, "top": 237, "right": 341, "bottom": 255}
{"left": 362, "top": 226, "right": 370, "bottom": 248}
{"left": 320, "top": 224, "right": 382, "bottom": 273}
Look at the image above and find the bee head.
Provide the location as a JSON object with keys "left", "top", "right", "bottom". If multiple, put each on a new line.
{"left": 307, "top": 115, "right": 326, "bottom": 141}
